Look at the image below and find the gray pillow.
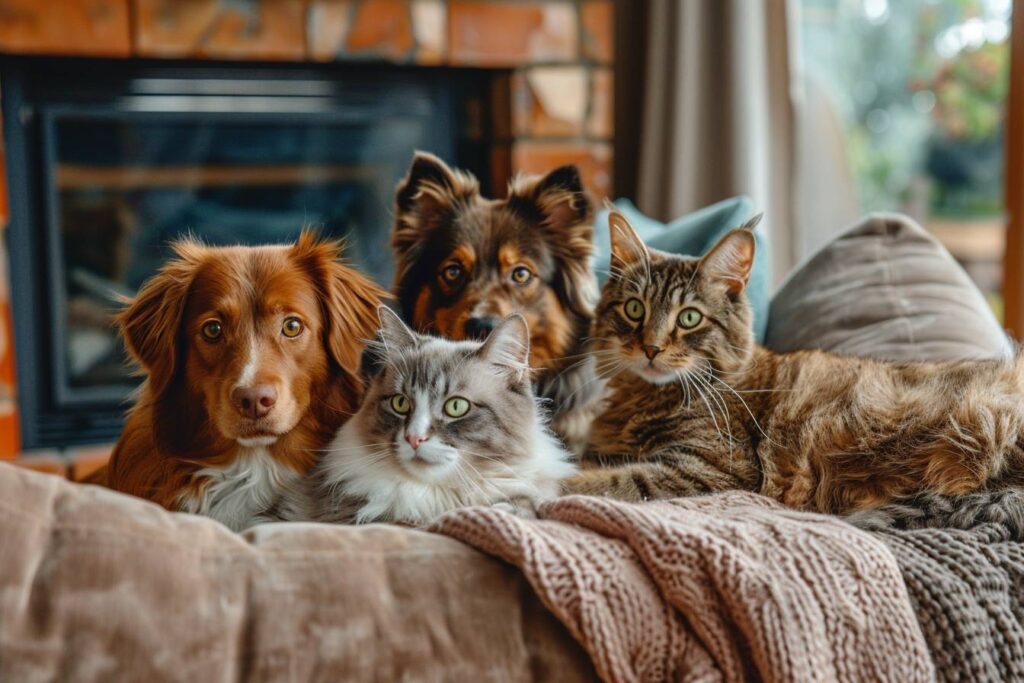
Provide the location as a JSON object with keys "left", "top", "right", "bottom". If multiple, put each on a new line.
{"left": 766, "top": 213, "right": 1012, "bottom": 362}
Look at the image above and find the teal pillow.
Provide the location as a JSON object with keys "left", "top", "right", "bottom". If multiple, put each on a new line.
{"left": 593, "top": 196, "right": 771, "bottom": 342}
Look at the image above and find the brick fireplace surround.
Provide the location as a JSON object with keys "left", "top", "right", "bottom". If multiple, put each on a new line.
{"left": 0, "top": 0, "right": 614, "bottom": 477}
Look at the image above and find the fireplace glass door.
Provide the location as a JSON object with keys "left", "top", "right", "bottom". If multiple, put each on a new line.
{"left": 3, "top": 61, "right": 482, "bottom": 446}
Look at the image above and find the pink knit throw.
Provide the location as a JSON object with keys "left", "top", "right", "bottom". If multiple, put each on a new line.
{"left": 431, "top": 491, "right": 934, "bottom": 683}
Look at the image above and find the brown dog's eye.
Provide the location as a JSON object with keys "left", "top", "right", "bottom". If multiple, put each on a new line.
{"left": 282, "top": 317, "right": 304, "bottom": 338}
{"left": 201, "top": 320, "right": 223, "bottom": 341}
{"left": 442, "top": 264, "right": 463, "bottom": 283}
{"left": 511, "top": 266, "right": 532, "bottom": 285}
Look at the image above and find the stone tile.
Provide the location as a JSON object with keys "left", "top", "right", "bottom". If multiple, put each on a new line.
{"left": 587, "top": 68, "right": 613, "bottom": 139}
{"left": 449, "top": 1, "right": 577, "bottom": 67}
{"left": 307, "top": 0, "right": 354, "bottom": 61}
{"left": 135, "top": 0, "right": 307, "bottom": 61}
{"left": 512, "top": 141, "right": 613, "bottom": 198}
{"left": 581, "top": 0, "right": 613, "bottom": 63}
{"left": 513, "top": 66, "right": 588, "bottom": 137}
{"left": 411, "top": 0, "right": 446, "bottom": 64}
{"left": 0, "top": 0, "right": 131, "bottom": 56}
{"left": 345, "top": 0, "right": 416, "bottom": 61}
{"left": 67, "top": 444, "right": 113, "bottom": 482}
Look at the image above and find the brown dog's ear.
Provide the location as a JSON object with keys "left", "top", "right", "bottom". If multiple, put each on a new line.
{"left": 115, "top": 238, "right": 204, "bottom": 398}
{"left": 392, "top": 152, "right": 480, "bottom": 287}
{"left": 509, "top": 165, "right": 597, "bottom": 319}
{"left": 292, "top": 231, "right": 389, "bottom": 374}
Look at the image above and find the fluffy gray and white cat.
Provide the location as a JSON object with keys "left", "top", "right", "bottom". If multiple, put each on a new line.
{"left": 283, "top": 307, "right": 575, "bottom": 525}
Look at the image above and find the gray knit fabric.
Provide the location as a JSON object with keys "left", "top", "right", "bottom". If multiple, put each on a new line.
{"left": 874, "top": 524, "right": 1024, "bottom": 682}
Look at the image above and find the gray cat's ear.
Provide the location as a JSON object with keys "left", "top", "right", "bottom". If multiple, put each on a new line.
{"left": 376, "top": 305, "right": 418, "bottom": 350}
{"left": 608, "top": 210, "right": 648, "bottom": 275}
{"left": 700, "top": 228, "right": 756, "bottom": 295}
{"left": 477, "top": 315, "right": 530, "bottom": 380}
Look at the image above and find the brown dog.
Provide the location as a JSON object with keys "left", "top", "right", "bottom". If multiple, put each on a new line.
{"left": 106, "top": 232, "right": 386, "bottom": 530}
{"left": 391, "top": 152, "right": 602, "bottom": 452}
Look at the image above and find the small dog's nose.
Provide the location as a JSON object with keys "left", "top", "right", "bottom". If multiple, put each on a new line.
{"left": 232, "top": 385, "right": 277, "bottom": 420}
{"left": 642, "top": 345, "right": 663, "bottom": 361}
{"left": 464, "top": 316, "right": 499, "bottom": 339}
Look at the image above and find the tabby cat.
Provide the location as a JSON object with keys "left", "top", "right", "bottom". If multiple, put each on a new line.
{"left": 286, "top": 307, "right": 575, "bottom": 525}
{"left": 563, "top": 210, "right": 1024, "bottom": 534}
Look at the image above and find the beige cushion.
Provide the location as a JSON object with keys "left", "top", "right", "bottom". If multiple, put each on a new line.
{"left": 766, "top": 213, "right": 1012, "bottom": 362}
{"left": 0, "top": 463, "right": 593, "bottom": 682}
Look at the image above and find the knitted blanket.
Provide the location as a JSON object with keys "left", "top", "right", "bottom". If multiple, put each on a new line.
{"left": 431, "top": 491, "right": 934, "bottom": 683}
{"left": 875, "top": 524, "right": 1024, "bottom": 682}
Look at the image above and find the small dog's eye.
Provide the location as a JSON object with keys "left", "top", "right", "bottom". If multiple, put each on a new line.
{"left": 511, "top": 266, "right": 532, "bottom": 285}
{"left": 623, "top": 298, "right": 645, "bottom": 321}
{"left": 442, "top": 264, "right": 463, "bottom": 283}
{"left": 201, "top": 320, "right": 223, "bottom": 341}
{"left": 677, "top": 308, "right": 703, "bottom": 329}
{"left": 443, "top": 396, "right": 471, "bottom": 418}
{"left": 282, "top": 317, "right": 303, "bottom": 338}
{"left": 390, "top": 394, "right": 411, "bottom": 414}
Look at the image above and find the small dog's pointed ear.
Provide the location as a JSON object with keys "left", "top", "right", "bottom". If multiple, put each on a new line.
{"left": 509, "top": 164, "right": 593, "bottom": 232}
{"left": 116, "top": 240, "right": 203, "bottom": 398}
{"left": 508, "top": 166, "right": 596, "bottom": 320}
{"left": 395, "top": 152, "right": 464, "bottom": 214}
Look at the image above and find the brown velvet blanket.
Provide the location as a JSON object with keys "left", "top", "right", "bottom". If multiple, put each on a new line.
{"left": 0, "top": 463, "right": 593, "bottom": 682}
{"left": 433, "top": 492, "right": 935, "bottom": 683}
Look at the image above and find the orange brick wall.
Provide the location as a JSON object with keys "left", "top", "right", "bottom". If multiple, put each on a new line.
{"left": 0, "top": 0, "right": 614, "bottom": 462}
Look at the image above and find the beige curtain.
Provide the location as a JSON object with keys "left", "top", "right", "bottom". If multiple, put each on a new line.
{"left": 636, "top": 0, "right": 858, "bottom": 284}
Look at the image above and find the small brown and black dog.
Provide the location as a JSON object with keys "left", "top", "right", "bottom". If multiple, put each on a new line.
{"left": 106, "top": 232, "right": 386, "bottom": 530}
{"left": 391, "top": 152, "right": 601, "bottom": 451}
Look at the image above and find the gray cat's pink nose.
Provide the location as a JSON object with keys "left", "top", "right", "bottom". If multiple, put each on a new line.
{"left": 643, "top": 345, "right": 663, "bottom": 361}
{"left": 406, "top": 433, "right": 428, "bottom": 449}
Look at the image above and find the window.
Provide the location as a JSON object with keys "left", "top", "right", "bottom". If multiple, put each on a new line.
{"left": 800, "top": 0, "right": 1012, "bottom": 319}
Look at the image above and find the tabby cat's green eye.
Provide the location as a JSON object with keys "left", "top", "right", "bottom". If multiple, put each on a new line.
{"left": 443, "top": 396, "right": 471, "bottom": 418}
{"left": 624, "top": 298, "right": 645, "bottom": 321}
{"left": 390, "top": 394, "right": 411, "bottom": 414}
{"left": 678, "top": 308, "right": 703, "bottom": 329}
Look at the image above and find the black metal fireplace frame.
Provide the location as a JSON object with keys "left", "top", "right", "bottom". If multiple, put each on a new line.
{"left": 2, "top": 56, "right": 490, "bottom": 448}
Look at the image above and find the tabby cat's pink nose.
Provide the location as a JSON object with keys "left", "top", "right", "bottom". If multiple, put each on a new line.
{"left": 643, "top": 345, "right": 663, "bottom": 361}
{"left": 406, "top": 433, "right": 428, "bottom": 449}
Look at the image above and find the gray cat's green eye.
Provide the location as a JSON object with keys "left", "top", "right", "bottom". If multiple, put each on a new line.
{"left": 443, "top": 396, "right": 471, "bottom": 418}
{"left": 390, "top": 394, "right": 411, "bottom": 414}
{"left": 624, "top": 298, "right": 645, "bottom": 321}
{"left": 678, "top": 308, "right": 703, "bottom": 329}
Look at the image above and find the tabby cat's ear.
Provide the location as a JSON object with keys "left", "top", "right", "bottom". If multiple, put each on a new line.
{"left": 700, "top": 227, "right": 757, "bottom": 295}
{"left": 477, "top": 315, "right": 530, "bottom": 381}
{"left": 376, "top": 306, "right": 418, "bottom": 350}
{"left": 608, "top": 210, "right": 649, "bottom": 275}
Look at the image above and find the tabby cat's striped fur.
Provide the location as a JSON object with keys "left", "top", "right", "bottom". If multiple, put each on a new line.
{"left": 564, "top": 210, "right": 1024, "bottom": 534}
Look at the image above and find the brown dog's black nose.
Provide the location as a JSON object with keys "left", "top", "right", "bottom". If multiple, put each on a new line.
{"left": 232, "top": 385, "right": 277, "bottom": 420}
{"left": 464, "top": 316, "right": 499, "bottom": 339}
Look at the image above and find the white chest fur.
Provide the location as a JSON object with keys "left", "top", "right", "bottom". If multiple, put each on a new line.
{"left": 323, "top": 416, "right": 577, "bottom": 525}
{"left": 177, "top": 448, "right": 299, "bottom": 532}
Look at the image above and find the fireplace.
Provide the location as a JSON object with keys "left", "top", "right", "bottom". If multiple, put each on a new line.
{"left": 2, "top": 57, "right": 490, "bottom": 448}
